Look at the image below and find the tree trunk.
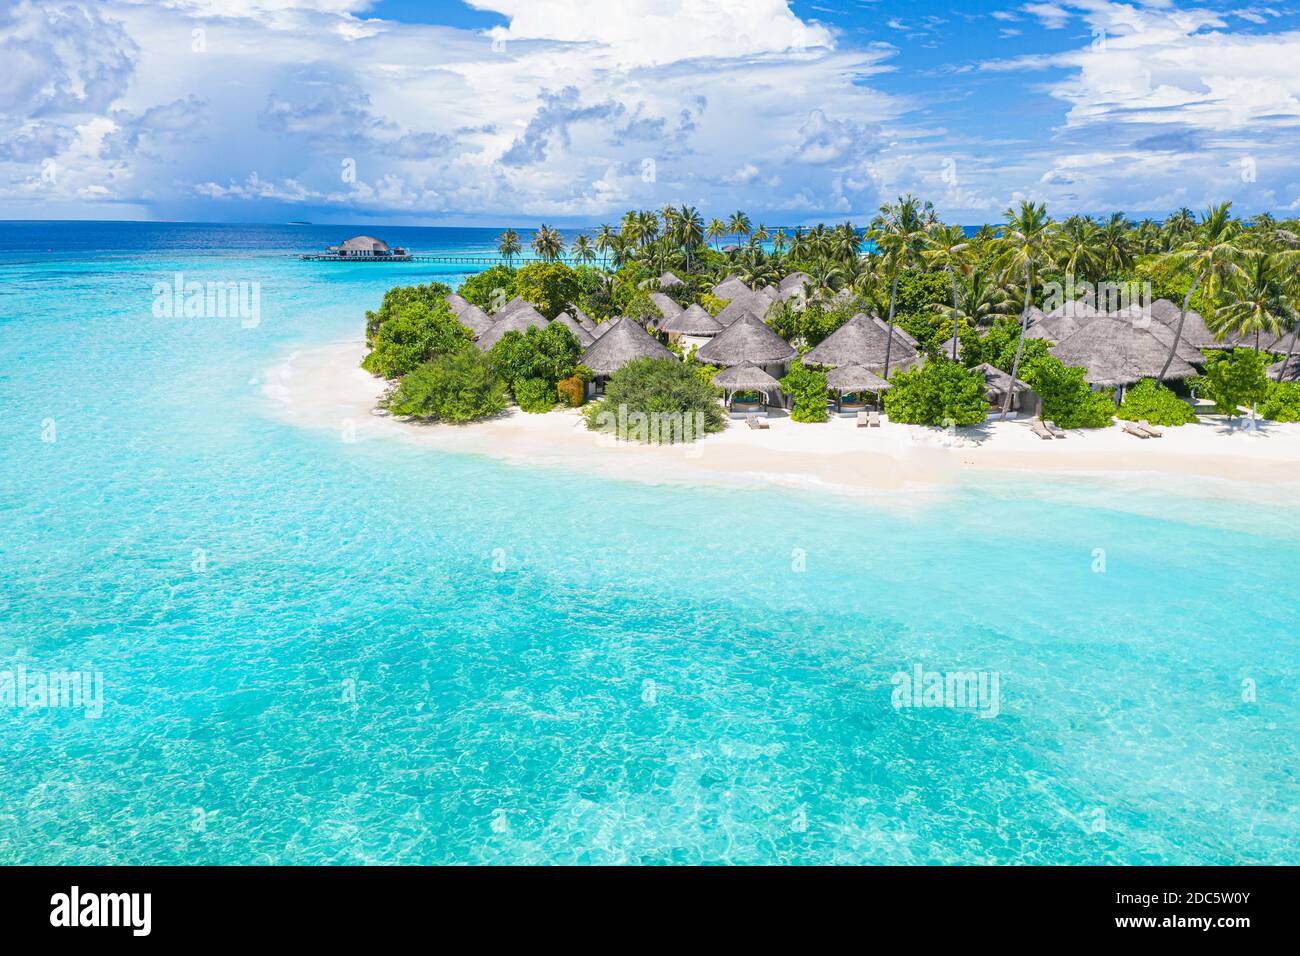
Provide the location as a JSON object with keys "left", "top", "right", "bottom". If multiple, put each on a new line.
{"left": 883, "top": 270, "right": 900, "bottom": 380}
{"left": 1276, "top": 323, "right": 1299, "bottom": 381}
{"left": 1002, "top": 261, "right": 1033, "bottom": 420}
{"left": 1158, "top": 268, "right": 1205, "bottom": 384}
{"left": 949, "top": 266, "right": 960, "bottom": 362}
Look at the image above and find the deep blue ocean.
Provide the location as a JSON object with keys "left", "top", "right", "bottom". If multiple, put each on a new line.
{"left": 0, "top": 221, "right": 1295, "bottom": 864}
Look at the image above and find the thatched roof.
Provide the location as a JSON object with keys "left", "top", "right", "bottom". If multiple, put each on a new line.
{"left": 876, "top": 317, "right": 919, "bottom": 349}
{"left": 712, "top": 276, "right": 751, "bottom": 300}
{"left": 658, "top": 271, "right": 685, "bottom": 289}
{"left": 552, "top": 311, "right": 594, "bottom": 347}
{"left": 494, "top": 295, "right": 531, "bottom": 317}
{"left": 937, "top": 330, "right": 964, "bottom": 359}
{"left": 1269, "top": 354, "right": 1300, "bottom": 382}
{"left": 712, "top": 362, "right": 783, "bottom": 398}
{"left": 779, "top": 272, "right": 811, "bottom": 297}
{"left": 696, "top": 313, "right": 797, "bottom": 367}
{"left": 456, "top": 303, "right": 493, "bottom": 336}
{"left": 336, "top": 235, "right": 390, "bottom": 254}
{"left": 1028, "top": 312, "right": 1083, "bottom": 344}
{"left": 591, "top": 317, "right": 618, "bottom": 339}
{"left": 579, "top": 316, "right": 674, "bottom": 375}
{"left": 658, "top": 303, "right": 723, "bottom": 336}
{"left": 1148, "top": 299, "right": 1222, "bottom": 350}
{"left": 759, "top": 285, "right": 780, "bottom": 302}
{"left": 1050, "top": 316, "right": 1198, "bottom": 386}
{"left": 826, "top": 363, "right": 890, "bottom": 394}
{"left": 1046, "top": 299, "right": 1102, "bottom": 322}
{"left": 715, "top": 291, "right": 773, "bottom": 327}
{"left": 801, "top": 313, "right": 918, "bottom": 372}
{"left": 971, "top": 363, "right": 1032, "bottom": 395}
{"left": 1144, "top": 318, "right": 1207, "bottom": 366}
{"left": 569, "top": 304, "right": 596, "bottom": 332}
{"left": 649, "top": 292, "right": 683, "bottom": 320}
{"left": 446, "top": 292, "right": 470, "bottom": 315}
{"left": 475, "top": 305, "right": 548, "bottom": 351}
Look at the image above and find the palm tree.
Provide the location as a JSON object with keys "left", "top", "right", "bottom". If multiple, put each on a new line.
{"left": 1209, "top": 250, "right": 1289, "bottom": 352}
{"left": 924, "top": 223, "right": 970, "bottom": 360}
{"left": 594, "top": 224, "right": 616, "bottom": 268}
{"left": 496, "top": 228, "right": 521, "bottom": 266}
{"left": 871, "top": 194, "right": 935, "bottom": 379}
{"left": 994, "top": 200, "right": 1054, "bottom": 418}
{"left": 727, "top": 211, "right": 752, "bottom": 246}
{"left": 772, "top": 228, "right": 788, "bottom": 257}
{"left": 1156, "top": 202, "right": 1243, "bottom": 383}
{"left": 706, "top": 218, "right": 726, "bottom": 253}
{"left": 530, "top": 224, "right": 564, "bottom": 262}
{"left": 572, "top": 234, "right": 596, "bottom": 266}
{"left": 1053, "top": 216, "right": 1102, "bottom": 285}
{"left": 950, "top": 265, "right": 1011, "bottom": 328}
{"left": 752, "top": 223, "right": 769, "bottom": 248}
{"left": 1099, "top": 212, "right": 1133, "bottom": 277}
{"left": 677, "top": 204, "right": 705, "bottom": 272}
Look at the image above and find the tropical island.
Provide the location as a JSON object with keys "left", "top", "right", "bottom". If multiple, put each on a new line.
{"left": 276, "top": 199, "right": 1300, "bottom": 495}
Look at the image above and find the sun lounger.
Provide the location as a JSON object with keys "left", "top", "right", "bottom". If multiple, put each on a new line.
{"left": 747, "top": 416, "right": 769, "bottom": 430}
{"left": 869, "top": 410, "right": 881, "bottom": 428}
{"left": 1044, "top": 420, "right": 1066, "bottom": 438}
{"left": 857, "top": 411, "right": 869, "bottom": 428}
{"left": 1136, "top": 420, "right": 1163, "bottom": 438}
{"left": 1121, "top": 423, "right": 1150, "bottom": 440}
{"left": 1030, "top": 419, "right": 1054, "bottom": 440}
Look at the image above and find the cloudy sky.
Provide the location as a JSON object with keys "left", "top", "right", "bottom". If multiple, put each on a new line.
{"left": 4, "top": 0, "right": 1300, "bottom": 225}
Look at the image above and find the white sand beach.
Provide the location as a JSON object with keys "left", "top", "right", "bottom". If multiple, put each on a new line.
{"left": 265, "top": 339, "right": 1300, "bottom": 501}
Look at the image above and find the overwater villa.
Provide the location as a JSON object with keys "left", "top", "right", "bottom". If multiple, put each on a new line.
{"left": 579, "top": 316, "right": 675, "bottom": 395}
{"left": 322, "top": 235, "right": 410, "bottom": 259}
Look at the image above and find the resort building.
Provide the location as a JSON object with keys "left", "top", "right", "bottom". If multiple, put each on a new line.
{"left": 456, "top": 303, "right": 494, "bottom": 337}
{"left": 579, "top": 316, "right": 675, "bottom": 395}
{"left": 711, "top": 276, "right": 752, "bottom": 300}
{"left": 326, "top": 235, "right": 409, "bottom": 258}
{"left": 971, "top": 363, "right": 1040, "bottom": 418}
{"left": 801, "top": 312, "right": 919, "bottom": 374}
{"left": 475, "top": 304, "right": 548, "bottom": 351}
{"left": 1050, "top": 315, "right": 1198, "bottom": 395}
{"left": 658, "top": 303, "right": 723, "bottom": 355}
{"left": 826, "top": 364, "right": 890, "bottom": 415}
{"left": 552, "top": 312, "right": 594, "bottom": 347}
{"left": 712, "top": 362, "right": 784, "bottom": 417}
{"left": 696, "top": 313, "right": 797, "bottom": 379}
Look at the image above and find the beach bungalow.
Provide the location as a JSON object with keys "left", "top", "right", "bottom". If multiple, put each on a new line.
{"left": 696, "top": 313, "right": 797, "bottom": 380}
{"left": 1148, "top": 299, "right": 1221, "bottom": 351}
{"left": 493, "top": 295, "right": 531, "bottom": 317}
{"left": 713, "top": 363, "right": 784, "bottom": 418}
{"left": 778, "top": 272, "right": 811, "bottom": 300}
{"left": 446, "top": 292, "right": 470, "bottom": 315}
{"left": 569, "top": 305, "right": 597, "bottom": 334}
{"left": 552, "top": 311, "right": 594, "bottom": 347}
{"left": 801, "top": 313, "right": 919, "bottom": 375}
{"left": 826, "top": 364, "right": 890, "bottom": 415}
{"left": 658, "top": 271, "right": 685, "bottom": 290}
{"left": 578, "top": 316, "right": 675, "bottom": 395}
{"left": 1050, "top": 316, "right": 1198, "bottom": 396}
{"left": 475, "top": 304, "right": 549, "bottom": 351}
{"left": 971, "top": 363, "right": 1039, "bottom": 418}
{"left": 648, "top": 292, "right": 683, "bottom": 329}
{"left": 658, "top": 303, "right": 723, "bottom": 356}
{"left": 715, "top": 290, "right": 775, "bottom": 327}
{"left": 1026, "top": 310, "right": 1084, "bottom": 345}
{"left": 1045, "top": 299, "right": 1102, "bottom": 323}
{"left": 712, "top": 276, "right": 752, "bottom": 300}
{"left": 937, "top": 330, "right": 964, "bottom": 360}
{"left": 456, "top": 303, "right": 494, "bottom": 337}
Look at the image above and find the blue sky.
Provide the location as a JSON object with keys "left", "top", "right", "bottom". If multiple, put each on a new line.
{"left": 4, "top": 0, "right": 1300, "bottom": 225}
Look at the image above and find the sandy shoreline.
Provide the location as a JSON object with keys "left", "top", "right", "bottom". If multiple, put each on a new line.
{"left": 263, "top": 339, "right": 1300, "bottom": 503}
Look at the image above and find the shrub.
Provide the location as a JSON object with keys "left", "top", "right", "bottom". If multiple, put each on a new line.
{"left": 1259, "top": 381, "right": 1300, "bottom": 422}
{"left": 514, "top": 377, "right": 556, "bottom": 413}
{"left": 458, "top": 265, "right": 517, "bottom": 311}
{"left": 883, "top": 359, "right": 988, "bottom": 426}
{"left": 1116, "top": 379, "right": 1198, "bottom": 426}
{"left": 1190, "top": 348, "right": 1269, "bottom": 416}
{"left": 364, "top": 282, "right": 451, "bottom": 346}
{"left": 780, "top": 360, "right": 828, "bottom": 423}
{"left": 361, "top": 300, "right": 473, "bottom": 379}
{"left": 489, "top": 323, "right": 582, "bottom": 392}
{"left": 584, "top": 358, "right": 726, "bottom": 443}
{"left": 382, "top": 349, "right": 507, "bottom": 422}
{"left": 556, "top": 375, "right": 586, "bottom": 407}
{"left": 1022, "top": 356, "right": 1115, "bottom": 428}
{"left": 514, "top": 261, "right": 584, "bottom": 319}
{"left": 699, "top": 294, "right": 727, "bottom": 316}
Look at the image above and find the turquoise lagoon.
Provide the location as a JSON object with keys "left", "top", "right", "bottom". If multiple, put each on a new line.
{"left": 0, "top": 223, "right": 1296, "bottom": 865}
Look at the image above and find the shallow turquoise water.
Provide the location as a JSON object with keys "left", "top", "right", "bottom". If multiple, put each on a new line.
{"left": 1, "top": 224, "right": 1296, "bottom": 864}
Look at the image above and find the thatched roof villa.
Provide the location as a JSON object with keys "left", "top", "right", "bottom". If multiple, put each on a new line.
{"left": 712, "top": 362, "right": 784, "bottom": 411}
{"left": 552, "top": 311, "right": 594, "bottom": 347}
{"left": 648, "top": 292, "right": 683, "bottom": 327}
{"left": 1270, "top": 354, "right": 1300, "bottom": 382}
{"left": 493, "top": 295, "right": 531, "bottom": 317}
{"left": 658, "top": 271, "right": 685, "bottom": 290}
{"left": 456, "top": 303, "right": 494, "bottom": 337}
{"left": 715, "top": 291, "right": 775, "bottom": 327}
{"left": 475, "top": 304, "right": 548, "bottom": 351}
{"left": 658, "top": 303, "right": 722, "bottom": 337}
{"left": 327, "top": 235, "right": 408, "bottom": 258}
{"left": 801, "top": 313, "right": 919, "bottom": 373}
{"left": 971, "top": 363, "right": 1039, "bottom": 417}
{"left": 697, "top": 313, "right": 797, "bottom": 371}
{"left": 826, "top": 363, "right": 890, "bottom": 412}
{"left": 1050, "top": 316, "right": 1198, "bottom": 389}
{"left": 579, "top": 317, "right": 675, "bottom": 386}
{"left": 712, "top": 276, "right": 752, "bottom": 300}
{"left": 779, "top": 272, "right": 811, "bottom": 299}
{"left": 1147, "top": 299, "right": 1221, "bottom": 350}
{"left": 446, "top": 292, "right": 470, "bottom": 315}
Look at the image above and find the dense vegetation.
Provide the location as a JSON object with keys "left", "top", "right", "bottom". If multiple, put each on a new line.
{"left": 1116, "top": 379, "right": 1200, "bottom": 426}
{"left": 584, "top": 358, "right": 727, "bottom": 443}
{"left": 883, "top": 360, "right": 989, "bottom": 427}
{"left": 383, "top": 349, "right": 508, "bottom": 422}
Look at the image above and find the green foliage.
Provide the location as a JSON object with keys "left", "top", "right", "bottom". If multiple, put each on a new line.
{"left": 969, "top": 317, "right": 1052, "bottom": 372}
{"left": 780, "top": 360, "right": 829, "bottom": 423}
{"left": 1190, "top": 348, "right": 1269, "bottom": 415}
{"left": 489, "top": 323, "right": 582, "bottom": 393}
{"left": 513, "top": 261, "right": 584, "bottom": 319}
{"left": 584, "top": 358, "right": 726, "bottom": 443}
{"left": 458, "top": 265, "right": 517, "bottom": 311}
{"left": 382, "top": 349, "right": 508, "bottom": 422}
{"left": 699, "top": 294, "right": 727, "bottom": 316}
{"left": 514, "top": 376, "right": 556, "bottom": 413}
{"left": 1260, "top": 381, "right": 1300, "bottom": 422}
{"left": 692, "top": 362, "right": 722, "bottom": 392}
{"left": 891, "top": 270, "right": 952, "bottom": 318}
{"left": 1021, "top": 356, "right": 1116, "bottom": 428}
{"left": 883, "top": 358, "right": 989, "bottom": 426}
{"left": 364, "top": 282, "right": 451, "bottom": 346}
{"left": 1115, "top": 378, "right": 1198, "bottom": 426}
{"left": 361, "top": 299, "right": 473, "bottom": 379}
{"left": 767, "top": 300, "right": 854, "bottom": 347}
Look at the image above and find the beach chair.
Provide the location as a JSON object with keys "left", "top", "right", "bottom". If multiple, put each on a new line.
{"left": 1121, "top": 423, "right": 1150, "bottom": 440}
{"left": 857, "top": 411, "right": 869, "bottom": 428}
{"left": 868, "top": 410, "right": 881, "bottom": 428}
{"left": 1044, "top": 420, "right": 1066, "bottom": 439}
{"left": 1030, "top": 419, "right": 1054, "bottom": 440}
{"left": 747, "top": 415, "right": 769, "bottom": 430}
{"left": 1136, "top": 420, "right": 1163, "bottom": 439}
